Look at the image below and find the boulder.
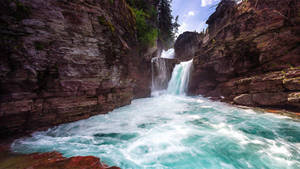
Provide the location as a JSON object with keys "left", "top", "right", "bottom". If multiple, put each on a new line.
{"left": 0, "top": 151, "right": 120, "bottom": 169}
{"left": 233, "top": 94, "right": 254, "bottom": 106}
{"left": 174, "top": 32, "right": 202, "bottom": 62}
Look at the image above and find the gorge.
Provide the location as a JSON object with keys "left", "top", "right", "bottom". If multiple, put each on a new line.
{"left": 0, "top": 0, "right": 300, "bottom": 168}
{"left": 9, "top": 57, "right": 300, "bottom": 168}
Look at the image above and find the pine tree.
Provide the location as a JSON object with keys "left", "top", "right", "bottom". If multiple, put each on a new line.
{"left": 173, "top": 15, "right": 180, "bottom": 37}
{"left": 158, "top": 0, "right": 174, "bottom": 49}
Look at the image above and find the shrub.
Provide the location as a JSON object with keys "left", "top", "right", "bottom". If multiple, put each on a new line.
{"left": 133, "top": 8, "right": 158, "bottom": 46}
{"left": 12, "top": 0, "right": 31, "bottom": 21}
{"left": 97, "top": 16, "right": 115, "bottom": 33}
{"left": 34, "top": 41, "right": 44, "bottom": 50}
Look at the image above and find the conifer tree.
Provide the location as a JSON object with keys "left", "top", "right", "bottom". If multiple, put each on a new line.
{"left": 158, "top": 0, "right": 174, "bottom": 49}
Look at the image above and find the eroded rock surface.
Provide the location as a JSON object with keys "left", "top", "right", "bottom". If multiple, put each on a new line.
{"left": 189, "top": 0, "right": 300, "bottom": 110}
{"left": 174, "top": 32, "right": 202, "bottom": 62}
{"left": 0, "top": 0, "right": 157, "bottom": 138}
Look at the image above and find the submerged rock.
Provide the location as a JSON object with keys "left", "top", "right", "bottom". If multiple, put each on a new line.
{"left": 0, "top": 151, "right": 120, "bottom": 169}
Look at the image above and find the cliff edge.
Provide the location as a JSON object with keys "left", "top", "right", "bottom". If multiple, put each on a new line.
{"left": 188, "top": 0, "right": 300, "bottom": 111}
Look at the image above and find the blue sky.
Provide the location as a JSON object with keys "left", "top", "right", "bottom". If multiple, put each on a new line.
{"left": 171, "top": 0, "right": 221, "bottom": 35}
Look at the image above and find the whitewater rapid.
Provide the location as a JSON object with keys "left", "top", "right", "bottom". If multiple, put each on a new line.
{"left": 11, "top": 95, "right": 300, "bottom": 169}
{"left": 167, "top": 59, "right": 193, "bottom": 95}
{"left": 11, "top": 59, "right": 300, "bottom": 169}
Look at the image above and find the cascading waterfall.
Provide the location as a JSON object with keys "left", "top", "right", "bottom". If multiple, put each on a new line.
{"left": 151, "top": 48, "right": 176, "bottom": 95}
{"left": 151, "top": 57, "right": 168, "bottom": 92}
{"left": 167, "top": 59, "right": 193, "bottom": 95}
{"left": 10, "top": 51, "right": 300, "bottom": 169}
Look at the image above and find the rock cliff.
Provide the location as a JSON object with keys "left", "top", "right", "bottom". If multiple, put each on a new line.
{"left": 174, "top": 31, "right": 202, "bottom": 62}
{"left": 189, "top": 0, "right": 300, "bottom": 111}
{"left": 0, "top": 0, "right": 158, "bottom": 138}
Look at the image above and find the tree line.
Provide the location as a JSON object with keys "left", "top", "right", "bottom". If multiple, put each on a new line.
{"left": 126, "top": 0, "right": 179, "bottom": 49}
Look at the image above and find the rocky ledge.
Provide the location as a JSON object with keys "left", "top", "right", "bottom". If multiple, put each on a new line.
{"left": 0, "top": 150, "right": 119, "bottom": 169}
{"left": 188, "top": 0, "right": 300, "bottom": 111}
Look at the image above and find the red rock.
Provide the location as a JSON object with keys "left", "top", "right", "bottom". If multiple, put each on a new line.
{"left": 233, "top": 94, "right": 254, "bottom": 106}
{"left": 0, "top": 100, "right": 33, "bottom": 116}
{"left": 252, "top": 93, "right": 287, "bottom": 106}
{"left": 284, "top": 78, "right": 300, "bottom": 91}
{"left": 0, "top": 0, "right": 157, "bottom": 138}
{"left": 174, "top": 32, "right": 203, "bottom": 62}
{"left": 189, "top": 0, "right": 300, "bottom": 111}
{"left": 288, "top": 92, "right": 300, "bottom": 108}
{"left": 0, "top": 151, "right": 120, "bottom": 169}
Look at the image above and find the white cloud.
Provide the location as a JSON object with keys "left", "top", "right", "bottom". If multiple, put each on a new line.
{"left": 196, "top": 22, "right": 207, "bottom": 32}
{"left": 201, "top": 0, "right": 218, "bottom": 7}
{"left": 177, "top": 22, "right": 187, "bottom": 35}
{"left": 176, "top": 21, "right": 207, "bottom": 36}
{"left": 188, "top": 11, "right": 195, "bottom": 16}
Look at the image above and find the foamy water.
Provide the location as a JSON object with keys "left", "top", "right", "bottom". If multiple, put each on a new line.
{"left": 11, "top": 95, "right": 300, "bottom": 169}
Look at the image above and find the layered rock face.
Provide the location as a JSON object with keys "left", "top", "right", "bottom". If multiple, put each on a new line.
{"left": 189, "top": 0, "right": 300, "bottom": 110}
{"left": 174, "top": 32, "right": 202, "bottom": 62}
{"left": 0, "top": 0, "right": 157, "bottom": 138}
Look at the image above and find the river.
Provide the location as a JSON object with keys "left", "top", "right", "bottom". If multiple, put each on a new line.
{"left": 11, "top": 59, "right": 300, "bottom": 169}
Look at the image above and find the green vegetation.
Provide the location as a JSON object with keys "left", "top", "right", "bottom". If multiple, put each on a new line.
{"left": 132, "top": 8, "right": 158, "bottom": 46}
{"left": 158, "top": 0, "right": 179, "bottom": 49}
{"left": 12, "top": 0, "right": 31, "bottom": 21}
{"left": 212, "top": 39, "right": 216, "bottom": 44}
{"left": 97, "top": 16, "right": 115, "bottom": 33}
{"left": 34, "top": 41, "right": 44, "bottom": 51}
{"left": 126, "top": 0, "right": 179, "bottom": 48}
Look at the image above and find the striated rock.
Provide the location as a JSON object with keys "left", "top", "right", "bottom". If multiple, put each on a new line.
{"left": 252, "top": 93, "right": 288, "bottom": 106}
{"left": 206, "top": 0, "right": 237, "bottom": 38}
{"left": 0, "top": 151, "right": 120, "bottom": 169}
{"left": 283, "top": 77, "right": 300, "bottom": 91}
{"left": 288, "top": 92, "right": 300, "bottom": 108}
{"left": 189, "top": 0, "right": 300, "bottom": 110}
{"left": 0, "top": 0, "right": 158, "bottom": 138}
{"left": 174, "top": 32, "right": 202, "bottom": 62}
{"left": 233, "top": 94, "right": 254, "bottom": 106}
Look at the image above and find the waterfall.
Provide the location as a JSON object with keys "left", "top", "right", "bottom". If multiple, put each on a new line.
{"left": 151, "top": 57, "right": 168, "bottom": 92}
{"left": 167, "top": 59, "right": 193, "bottom": 95}
{"left": 151, "top": 48, "right": 192, "bottom": 96}
{"left": 151, "top": 48, "right": 176, "bottom": 95}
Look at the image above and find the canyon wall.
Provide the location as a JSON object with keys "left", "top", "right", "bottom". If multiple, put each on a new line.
{"left": 0, "top": 0, "right": 158, "bottom": 138}
{"left": 188, "top": 0, "right": 300, "bottom": 110}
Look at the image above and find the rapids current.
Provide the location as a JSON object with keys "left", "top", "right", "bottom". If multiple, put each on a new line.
{"left": 11, "top": 59, "right": 300, "bottom": 169}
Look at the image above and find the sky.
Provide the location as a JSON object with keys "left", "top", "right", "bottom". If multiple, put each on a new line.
{"left": 171, "top": 0, "right": 221, "bottom": 35}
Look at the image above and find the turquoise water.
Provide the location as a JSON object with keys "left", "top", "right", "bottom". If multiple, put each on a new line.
{"left": 167, "top": 59, "right": 193, "bottom": 95}
{"left": 11, "top": 95, "right": 300, "bottom": 169}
